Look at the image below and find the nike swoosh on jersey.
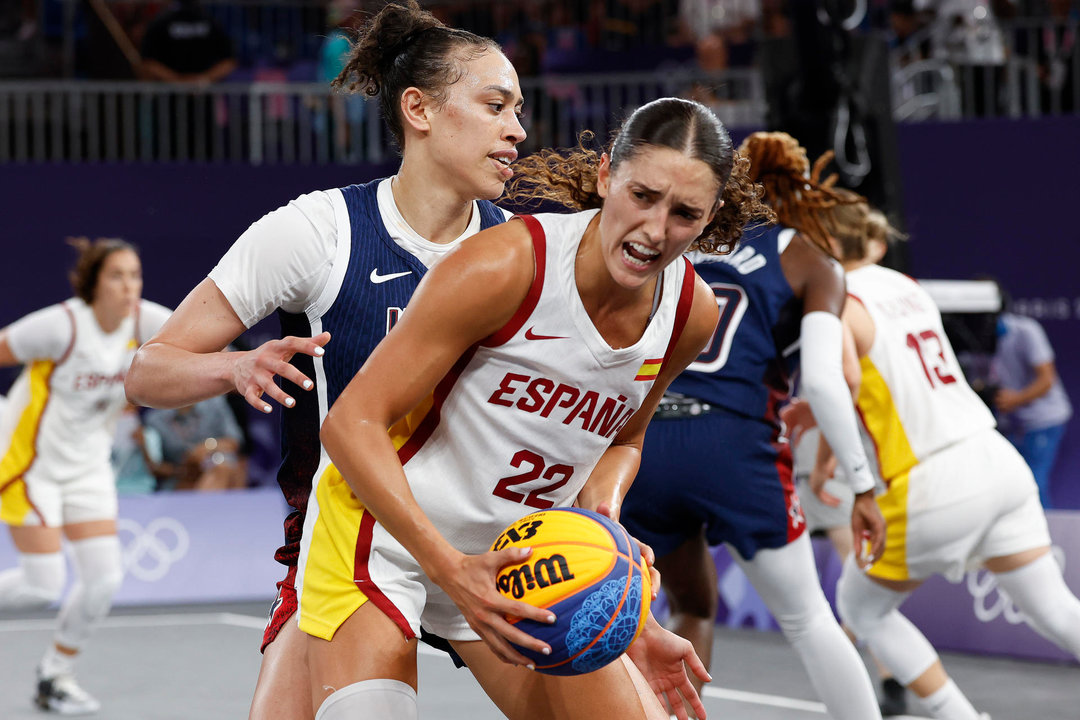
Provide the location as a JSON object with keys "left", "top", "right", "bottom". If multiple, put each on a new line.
{"left": 524, "top": 327, "right": 568, "bottom": 341}
{"left": 370, "top": 269, "right": 413, "bottom": 284}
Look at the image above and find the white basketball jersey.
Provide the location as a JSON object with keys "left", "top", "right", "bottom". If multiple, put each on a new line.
{"left": 845, "top": 265, "right": 995, "bottom": 481}
{"left": 392, "top": 211, "right": 696, "bottom": 554}
{"left": 0, "top": 299, "right": 169, "bottom": 484}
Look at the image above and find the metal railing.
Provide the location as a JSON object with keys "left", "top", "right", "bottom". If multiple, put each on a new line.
{"left": 0, "top": 68, "right": 766, "bottom": 164}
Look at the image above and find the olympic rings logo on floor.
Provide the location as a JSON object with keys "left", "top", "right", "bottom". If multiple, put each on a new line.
{"left": 966, "top": 545, "right": 1066, "bottom": 625}
{"left": 116, "top": 517, "right": 191, "bottom": 582}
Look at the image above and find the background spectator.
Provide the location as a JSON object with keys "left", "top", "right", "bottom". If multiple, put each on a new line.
{"left": 992, "top": 303, "right": 1073, "bottom": 508}
{"left": 139, "top": 0, "right": 236, "bottom": 83}
{"left": 144, "top": 395, "right": 247, "bottom": 491}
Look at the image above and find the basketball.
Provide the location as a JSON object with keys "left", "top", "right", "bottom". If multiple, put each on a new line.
{"left": 490, "top": 507, "right": 651, "bottom": 676}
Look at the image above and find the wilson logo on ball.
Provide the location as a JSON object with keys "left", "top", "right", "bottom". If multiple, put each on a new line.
{"left": 497, "top": 554, "right": 576, "bottom": 599}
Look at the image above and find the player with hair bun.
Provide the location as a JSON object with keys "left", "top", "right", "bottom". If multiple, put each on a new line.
{"left": 126, "top": 1, "right": 527, "bottom": 716}
{"left": 620, "top": 131, "right": 886, "bottom": 720}
{"left": 0, "top": 237, "right": 171, "bottom": 714}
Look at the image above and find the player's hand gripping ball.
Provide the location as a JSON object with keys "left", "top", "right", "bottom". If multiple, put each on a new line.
{"left": 490, "top": 507, "right": 651, "bottom": 675}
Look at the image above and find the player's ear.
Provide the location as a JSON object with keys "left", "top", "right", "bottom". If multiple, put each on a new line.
{"left": 400, "top": 87, "right": 431, "bottom": 134}
{"left": 597, "top": 153, "right": 612, "bottom": 200}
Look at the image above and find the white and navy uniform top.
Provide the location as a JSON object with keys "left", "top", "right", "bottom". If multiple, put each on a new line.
{"left": 846, "top": 264, "right": 996, "bottom": 483}
{"left": 620, "top": 225, "right": 809, "bottom": 561}
{"left": 208, "top": 178, "right": 508, "bottom": 567}
{"left": 0, "top": 298, "right": 170, "bottom": 526}
{"left": 670, "top": 224, "right": 802, "bottom": 428}
{"left": 295, "top": 210, "right": 697, "bottom": 643}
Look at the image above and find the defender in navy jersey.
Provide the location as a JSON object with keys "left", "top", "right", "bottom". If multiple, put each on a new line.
{"left": 126, "top": 4, "right": 526, "bottom": 718}
{"left": 621, "top": 132, "right": 885, "bottom": 720}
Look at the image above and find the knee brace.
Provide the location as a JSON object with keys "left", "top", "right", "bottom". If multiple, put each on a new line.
{"left": 0, "top": 552, "right": 66, "bottom": 609}
{"left": 837, "top": 557, "right": 937, "bottom": 686}
{"left": 315, "top": 680, "right": 417, "bottom": 720}
{"left": 55, "top": 536, "right": 123, "bottom": 649}
{"left": 994, "top": 551, "right": 1080, "bottom": 659}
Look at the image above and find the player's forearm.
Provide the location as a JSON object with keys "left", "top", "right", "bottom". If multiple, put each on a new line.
{"left": 125, "top": 341, "right": 238, "bottom": 408}
{"left": 576, "top": 444, "right": 641, "bottom": 520}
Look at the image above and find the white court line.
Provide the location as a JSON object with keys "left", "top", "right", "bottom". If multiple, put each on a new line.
{"left": 0, "top": 612, "right": 933, "bottom": 719}
{"left": 702, "top": 686, "right": 826, "bottom": 713}
{"left": 0, "top": 612, "right": 264, "bottom": 633}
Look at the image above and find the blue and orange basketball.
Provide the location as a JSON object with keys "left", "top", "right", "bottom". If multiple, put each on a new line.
{"left": 490, "top": 507, "right": 651, "bottom": 676}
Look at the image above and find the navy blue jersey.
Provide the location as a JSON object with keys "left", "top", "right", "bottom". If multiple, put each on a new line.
{"left": 668, "top": 224, "right": 802, "bottom": 427}
{"left": 273, "top": 179, "right": 506, "bottom": 566}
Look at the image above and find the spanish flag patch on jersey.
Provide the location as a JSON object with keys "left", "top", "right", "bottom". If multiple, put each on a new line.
{"left": 634, "top": 358, "right": 663, "bottom": 381}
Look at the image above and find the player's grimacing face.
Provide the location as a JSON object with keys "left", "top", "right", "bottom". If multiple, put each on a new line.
{"left": 93, "top": 249, "right": 142, "bottom": 317}
{"left": 428, "top": 50, "right": 526, "bottom": 200}
{"left": 596, "top": 146, "right": 721, "bottom": 290}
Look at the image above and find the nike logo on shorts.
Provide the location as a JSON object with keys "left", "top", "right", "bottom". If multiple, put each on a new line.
{"left": 524, "top": 327, "right": 567, "bottom": 341}
{"left": 370, "top": 268, "right": 413, "bottom": 284}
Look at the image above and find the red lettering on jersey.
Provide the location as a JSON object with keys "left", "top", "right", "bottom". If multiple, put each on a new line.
{"left": 563, "top": 390, "right": 599, "bottom": 429}
{"left": 518, "top": 377, "right": 554, "bottom": 413}
{"left": 488, "top": 373, "right": 529, "bottom": 407}
{"left": 540, "top": 384, "right": 580, "bottom": 418}
{"left": 589, "top": 395, "right": 628, "bottom": 436}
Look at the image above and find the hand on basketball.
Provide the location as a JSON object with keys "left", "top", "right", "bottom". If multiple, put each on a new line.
{"left": 626, "top": 616, "right": 710, "bottom": 720}
{"left": 440, "top": 546, "right": 556, "bottom": 667}
{"left": 231, "top": 332, "right": 331, "bottom": 413}
{"left": 851, "top": 490, "right": 886, "bottom": 569}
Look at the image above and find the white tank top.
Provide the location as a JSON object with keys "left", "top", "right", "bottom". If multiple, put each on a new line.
{"left": 390, "top": 210, "right": 696, "bottom": 554}
{"left": 846, "top": 265, "right": 995, "bottom": 481}
{"left": 0, "top": 298, "right": 169, "bottom": 483}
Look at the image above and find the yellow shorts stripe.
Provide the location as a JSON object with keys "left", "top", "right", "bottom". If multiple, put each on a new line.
{"left": 0, "top": 361, "right": 54, "bottom": 526}
{"left": 867, "top": 470, "right": 911, "bottom": 582}
{"left": 298, "top": 464, "right": 373, "bottom": 641}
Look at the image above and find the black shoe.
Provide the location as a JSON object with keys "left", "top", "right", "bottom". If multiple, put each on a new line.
{"left": 879, "top": 677, "right": 907, "bottom": 717}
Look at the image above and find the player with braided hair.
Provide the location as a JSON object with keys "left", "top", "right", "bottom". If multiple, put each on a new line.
{"left": 621, "top": 130, "right": 886, "bottom": 719}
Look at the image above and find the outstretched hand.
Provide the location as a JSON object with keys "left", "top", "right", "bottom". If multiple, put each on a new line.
{"left": 232, "top": 331, "right": 331, "bottom": 413}
{"left": 433, "top": 546, "right": 558, "bottom": 667}
{"left": 779, "top": 397, "right": 816, "bottom": 447}
{"left": 626, "top": 617, "right": 711, "bottom": 720}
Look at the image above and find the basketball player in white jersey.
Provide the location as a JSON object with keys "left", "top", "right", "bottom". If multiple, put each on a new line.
{"left": 127, "top": 3, "right": 700, "bottom": 718}
{"left": 0, "top": 238, "right": 171, "bottom": 714}
{"left": 807, "top": 204, "right": 1080, "bottom": 720}
{"left": 304, "top": 97, "right": 771, "bottom": 720}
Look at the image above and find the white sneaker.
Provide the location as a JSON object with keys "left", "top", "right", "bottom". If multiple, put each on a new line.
{"left": 34, "top": 671, "right": 101, "bottom": 715}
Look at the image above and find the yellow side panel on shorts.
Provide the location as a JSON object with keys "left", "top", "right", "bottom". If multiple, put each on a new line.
{"left": 0, "top": 361, "right": 54, "bottom": 525}
{"left": 388, "top": 394, "right": 434, "bottom": 451}
{"left": 867, "top": 470, "right": 910, "bottom": 581}
{"left": 856, "top": 357, "right": 918, "bottom": 482}
{"left": 299, "top": 464, "right": 374, "bottom": 641}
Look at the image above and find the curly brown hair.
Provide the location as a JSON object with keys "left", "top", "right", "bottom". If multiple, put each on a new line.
{"left": 505, "top": 98, "right": 773, "bottom": 254}
{"left": 67, "top": 236, "right": 139, "bottom": 304}
{"left": 820, "top": 188, "right": 906, "bottom": 263}
{"left": 331, "top": 0, "right": 499, "bottom": 150}
{"left": 737, "top": 131, "right": 865, "bottom": 257}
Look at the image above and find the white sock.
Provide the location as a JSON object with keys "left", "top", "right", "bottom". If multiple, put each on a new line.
{"left": 921, "top": 678, "right": 980, "bottom": 720}
{"left": 315, "top": 679, "right": 417, "bottom": 720}
{"left": 40, "top": 644, "right": 75, "bottom": 678}
{"left": 993, "top": 552, "right": 1080, "bottom": 659}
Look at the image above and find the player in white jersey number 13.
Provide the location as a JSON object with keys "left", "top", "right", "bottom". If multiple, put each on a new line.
{"left": 0, "top": 238, "right": 171, "bottom": 714}
{"left": 811, "top": 207, "right": 1080, "bottom": 720}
